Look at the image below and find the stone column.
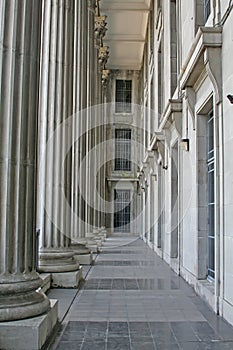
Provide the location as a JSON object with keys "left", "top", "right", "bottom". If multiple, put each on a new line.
{"left": 71, "top": 0, "right": 81, "bottom": 241}
{"left": 0, "top": 0, "right": 50, "bottom": 323}
{"left": 101, "top": 70, "right": 109, "bottom": 232}
{"left": 78, "top": 0, "right": 88, "bottom": 238}
{"left": 90, "top": 11, "right": 108, "bottom": 234}
{"left": 85, "top": 0, "right": 96, "bottom": 232}
{"left": 69, "top": 0, "right": 93, "bottom": 265}
{"left": 37, "top": 0, "right": 81, "bottom": 287}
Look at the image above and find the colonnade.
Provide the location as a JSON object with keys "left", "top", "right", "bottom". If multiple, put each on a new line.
{"left": 0, "top": 0, "right": 109, "bottom": 348}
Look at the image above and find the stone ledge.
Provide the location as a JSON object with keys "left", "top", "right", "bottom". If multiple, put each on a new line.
{"left": 0, "top": 299, "right": 58, "bottom": 350}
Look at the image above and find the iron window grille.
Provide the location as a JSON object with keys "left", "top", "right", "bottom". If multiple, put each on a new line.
{"left": 115, "top": 79, "right": 132, "bottom": 113}
{"left": 115, "top": 129, "right": 131, "bottom": 171}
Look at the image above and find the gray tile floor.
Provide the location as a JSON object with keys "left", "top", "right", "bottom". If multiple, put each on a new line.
{"left": 50, "top": 236, "right": 233, "bottom": 350}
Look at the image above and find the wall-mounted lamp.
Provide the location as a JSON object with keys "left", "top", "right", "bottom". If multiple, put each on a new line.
{"left": 140, "top": 185, "right": 145, "bottom": 192}
{"left": 163, "top": 165, "right": 168, "bottom": 170}
{"left": 180, "top": 138, "right": 189, "bottom": 152}
{"left": 227, "top": 94, "right": 233, "bottom": 104}
{"left": 151, "top": 173, "right": 157, "bottom": 181}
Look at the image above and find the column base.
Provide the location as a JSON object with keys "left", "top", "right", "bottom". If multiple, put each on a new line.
{"left": 80, "top": 235, "right": 101, "bottom": 252}
{"left": 39, "top": 249, "right": 80, "bottom": 273}
{"left": 0, "top": 299, "right": 58, "bottom": 350}
{"left": 74, "top": 253, "right": 94, "bottom": 265}
{"left": 86, "top": 232, "right": 103, "bottom": 245}
{"left": 93, "top": 228, "right": 106, "bottom": 241}
{"left": 86, "top": 243, "right": 99, "bottom": 253}
{"left": 51, "top": 268, "right": 83, "bottom": 288}
{"left": 71, "top": 242, "right": 94, "bottom": 265}
{"left": 40, "top": 274, "right": 52, "bottom": 293}
{"left": 0, "top": 274, "right": 51, "bottom": 321}
{"left": 100, "top": 226, "right": 108, "bottom": 239}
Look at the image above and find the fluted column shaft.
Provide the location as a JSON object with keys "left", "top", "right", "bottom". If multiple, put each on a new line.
{"left": 85, "top": 0, "right": 96, "bottom": 231}
{"left": 0, "top": 0, "right": 50, "bottom": 321}
{"left": 71, "top": 0, "right": 82, "bottom": 239}
{"left": 37, "top": 0, "right": 78, "bottom": 273}
{"left": 78, "top": 0, "right": 88, "bottom": 237}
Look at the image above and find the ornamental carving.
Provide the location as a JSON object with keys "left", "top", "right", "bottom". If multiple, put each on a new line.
{"left": 102, "top": 69, "right": 110, "bottom": 88}
{"left": 98, "top": 46, "right": 109, "bottom": 69}
{"left": 95, "top": 15, "right": 107, "bottom": 46}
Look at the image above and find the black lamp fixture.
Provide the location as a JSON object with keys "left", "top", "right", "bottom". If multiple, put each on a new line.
{"left": 227, "top": 94, "right": 233, "bottom": 104}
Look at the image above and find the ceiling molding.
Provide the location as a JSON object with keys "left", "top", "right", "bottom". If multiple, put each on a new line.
{"left": 100, "top": 0, "right": 151, "bottom": 70}
{"left": 100, "top": 1, "right": 151, "bottom": 12}
{"left": 104, "top": 35, "right": 145, "bottom": 43}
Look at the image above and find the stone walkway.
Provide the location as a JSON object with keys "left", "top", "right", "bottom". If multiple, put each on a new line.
{"left": 50, "top": 236, "right": 233, "bottom": 350}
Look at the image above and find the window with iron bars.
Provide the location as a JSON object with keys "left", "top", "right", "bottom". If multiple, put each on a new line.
{"left": 115, "top": 80, "right": 132, "bottom": 113}
{"left": 115, "top": 129, "right": 131, "bottom": 171}
{"left": 204, "top": 0, "right": 211, "bottom": 22}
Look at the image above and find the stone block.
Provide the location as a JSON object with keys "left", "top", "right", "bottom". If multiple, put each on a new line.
{"left": 0, "top": 299, "right": 58, "bottom": 350}
{"left": 74, "top": 253, "right": 94, "bottom": 265}
{"left": 51, "top": 268, "right": 83, "bottom": 288}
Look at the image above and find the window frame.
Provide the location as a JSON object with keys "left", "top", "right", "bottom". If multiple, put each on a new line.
{"left": 114, "top": 129, "right": 132, "bottom": 171}
{"left": 115, "top": 79, "right": 132, "bottom": 114}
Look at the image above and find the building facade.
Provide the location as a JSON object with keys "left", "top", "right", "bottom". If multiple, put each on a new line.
{"left": 133, "top": 0, "right": 233, "bottom": 327}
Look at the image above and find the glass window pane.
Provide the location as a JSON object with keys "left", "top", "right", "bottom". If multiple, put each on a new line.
{"left": 204, "top": 0, "right": 211, "bottom": 22}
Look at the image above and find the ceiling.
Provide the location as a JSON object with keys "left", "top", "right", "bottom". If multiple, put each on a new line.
{"left": 99, "top": 0, "right": 151, "bottom": 70}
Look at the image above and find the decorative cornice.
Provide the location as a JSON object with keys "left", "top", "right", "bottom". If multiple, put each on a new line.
{"left": 179, "top": 26, "right": 222, "bottom": 103}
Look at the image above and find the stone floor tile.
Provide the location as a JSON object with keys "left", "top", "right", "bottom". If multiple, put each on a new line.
{"left": 154, "top": 342, "right": 180, "bottom": 350}
{"left": 55, "top": 341, "right": 83, "bottom": 350}
{"left": 130, "top": 342, "right": 156, "bottom": 350}
{"left": 81, "top": 340, "right": 106, "bottom": 350}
